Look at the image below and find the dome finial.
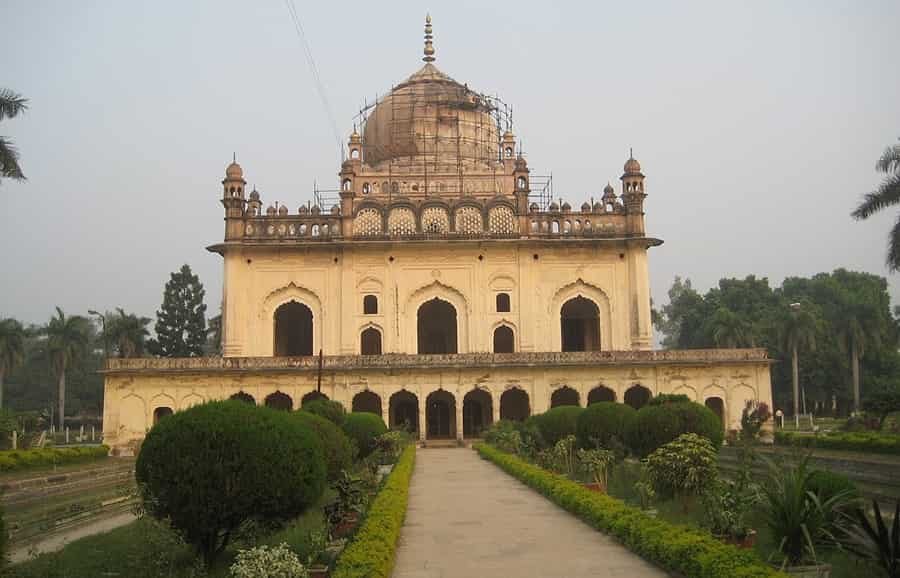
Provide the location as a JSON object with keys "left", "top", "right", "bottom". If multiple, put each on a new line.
{"left": 423, "top": 14, "right": 435, "bottom": 62}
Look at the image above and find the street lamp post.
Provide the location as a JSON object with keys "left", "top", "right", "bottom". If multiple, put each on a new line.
{"left": 88, "top": 310, "right": 109, "bottom": 358}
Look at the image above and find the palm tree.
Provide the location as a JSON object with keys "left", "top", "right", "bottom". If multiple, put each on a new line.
{"left": 710, "top": 307, "right": 754, "bottom": 348}
{"left": 1, "top": 88, "right": 29, "bottom": 183}
{"left": 834, "top": 296, "right": 881, "bottom": 413}
{"left": 0, "top": 318, "right": 26, "bottom": 408}
{"left": 45, "top": 307, "right": 90, "bottom": 428}
{"left": 107, "top": 308, "right": 151, "bottom": 358}
{"left": 779, "top": 304, "right": 818, "bottom": 418}
{"left": 853, "top": 139, "right": 900, "bottom": 270}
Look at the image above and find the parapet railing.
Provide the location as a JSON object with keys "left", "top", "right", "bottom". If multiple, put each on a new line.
{"left": 105, "top": 349, "right": 770, "bottom": 373}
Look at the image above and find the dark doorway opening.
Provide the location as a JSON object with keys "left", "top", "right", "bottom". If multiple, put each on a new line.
{"left": 500, "top": 388, "right": 530, "bottom": 421}
{"left": 624, "top": 385, "right": 651, "bottom": 410}
{"left": 587, "top": 386, "right": 616, "bottom": 405}
{"left": 265, "top": 391, "right": 293, "bottom": 411}
{"left": 390, "top": 390, "right": 419, "bottom": 435}
{"left": 426, "top": 390, "right": 456, "bottom": 439}
{"left": 361, "top": 327, "right": 382, "bottom": 355}
{"left": 493, "top": 325, "right": 514, "bottom": 353}
{"left": 463, "top": 389, "right": 493, "bottom": 438}
{"left": 560, "top": 297, "right": 600, "bottom": 352}
{"left": 705, "top": 397, "right": 725, "bottom": 428}
{"left": 417, "top": 298, "right": 458, "bottom": 354}
{"left": 353, "top": 390, "right": 382, "bottom": 415}
{"left": 229, "top": 391, "right": 255, "bottom": 405}
{"left": 274, "top": 301, "right": 313, "bottom": 356}
{"left": 153, "top": 407, "right": 173, "bottom": 424}
{"left": 551, "top": 386, "right": 580, "bottom": 408}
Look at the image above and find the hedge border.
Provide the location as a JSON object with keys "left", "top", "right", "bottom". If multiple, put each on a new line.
{"left": 774, "top": 430, "right": 900, "bottom": 456}
{"left": 475, "top": 443, "right": 786, "bottom": 578}
{"left": 331, "top": 444, "right": 416, "bottom": 578}
{"left": 0, "top": 445, "right": 109, "bottom": 473}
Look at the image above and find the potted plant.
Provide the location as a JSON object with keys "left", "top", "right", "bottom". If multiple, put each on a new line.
{"left": 327, "top": 470, "right": 366, "bottom": 538}
{"left": 644, "top": 433, "right": 719, "bottom": 514}
{"left": 759, "top": 455, "right": 855, "bottom": 577}
{"left": 703, "top": 479, "right": 759, "bottom": 548}
{"left": 306, "top": 529, "right": 330, "bottom": 578}
{"left": 576, "top": 447, "right": 615, "bottom": 493}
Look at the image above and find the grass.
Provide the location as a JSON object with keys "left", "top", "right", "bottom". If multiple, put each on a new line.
{"left": 7, "top": 494, "right": 332, "bottom": 578}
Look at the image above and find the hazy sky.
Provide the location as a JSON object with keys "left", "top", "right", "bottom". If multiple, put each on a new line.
{"left": 2, "top": 1, "right": 899, "bottom": 327}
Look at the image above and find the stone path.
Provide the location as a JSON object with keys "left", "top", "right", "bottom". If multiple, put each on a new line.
{"left": 9, "top": 511, "right": 137, "bottom": 563}
{"left": 392, "top": 448, "right": 666, "bottom": 578}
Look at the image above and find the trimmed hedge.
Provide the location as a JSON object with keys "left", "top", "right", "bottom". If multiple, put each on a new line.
{"left": 774, "top": 430, "right": 900, "bottom": 456}
{"left": 576, "top": 402, "right": 636, "bottom": 450}
{"left": 343, "top": 412, "right": 388, "bottom": 459}
{"left": 475, "top": 443, "right": 787, "bottom": 578}
{"left": 531, "top": 406, "right": 584, "bottom": 447}
{"left": 627, "top": 401, "right": 724, "bottom": 457}
{"left": 0, "top": 445, "right": 109, "bottom": 473}
{"left": 292, "top": 411, "right": 353, "bottom": 482}
{"left": 331, "top": 444, "right": 415, "bottom": 578}
{"left": 302, "top": 399, "right": 347, "bottom": 426}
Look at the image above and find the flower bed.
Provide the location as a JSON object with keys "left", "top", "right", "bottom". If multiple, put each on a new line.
{"left": 0, "top": 445, "right": 109, "bottom": 473}
{"left": 774, "top": 430, "right": 900, "bottom": 455}
{"left": 475, "top": 443, "right": 786, "bottom": 578}
{"left": 331, "top": 444, "right": 415, "bottom": 578}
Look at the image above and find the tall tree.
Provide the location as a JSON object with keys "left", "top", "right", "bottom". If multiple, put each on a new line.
{"left": 0, "top": 88, "right": 28, "bottom": 183}
{"left": 106, "top": 308, "right": 151, "bottom": 358}
{"left": 0, "top": 318, "right": 26, "bottom": 408}
{"left": 853, "top": 138, "right": 900, "bottom": 270}
{"left": 710, "top": 307, "right": 753, "bottom": 348}
{"left": 148, "top": 264, "right": 207, "bottom": 357}
{"left": 45, "top": 307, "right": 90, "bottom": 428}
{"left": 779, "top": 304, "right": 818, "bottom": 417}
{"left": 834, "top": 293, "right": 881, "bottom": 412}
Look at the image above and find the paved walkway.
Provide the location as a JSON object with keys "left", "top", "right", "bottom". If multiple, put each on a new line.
{"left": 392, "top": 448, "right": 666, "bottom": 578}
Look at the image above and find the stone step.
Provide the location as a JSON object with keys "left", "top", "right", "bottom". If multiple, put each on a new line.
{"left": 420, "top": 439, "right": 463, "bottom": 449}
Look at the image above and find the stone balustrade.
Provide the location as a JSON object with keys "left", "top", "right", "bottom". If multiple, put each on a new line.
{"left": 104, "top": 349, "right": 770, "bottom": 374}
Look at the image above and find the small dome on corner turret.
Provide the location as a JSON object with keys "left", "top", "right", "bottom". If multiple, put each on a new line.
{"left": 225, "top": 159, "right": 243, "bottom": 180}
{"left": 549, "top": 201, "right": 559, "bottom": 212}
{"left": 278, "top": 205, "right": 288, "bottom": 216}
{"left": 603, "top": 183, "right": 615, "bottom": 195}
{"left": 624, "top": 153, "right": 642, "bottom": 175}
{"left": 249, "top": 188, "right": 260, "bottom": 201}
{"left": 581, "top": 202, "right": 591, "bottom": 212}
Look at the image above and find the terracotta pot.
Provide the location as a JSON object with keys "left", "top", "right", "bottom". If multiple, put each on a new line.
{"left": 582, "top": 483, "right": 605, "bottom": 493}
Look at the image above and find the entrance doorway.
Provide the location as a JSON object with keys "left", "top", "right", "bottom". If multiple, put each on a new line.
{"left": 274, "top": 301, "right": 313, "bottom": 356}
{"left": 390, "top": 390, "right": 419, "bottom": 435}
{"left": 560, "top": 297, "right": 600, "bottom": 352}
{"left": 426, "top": 390, "right": 456, "bottom": 439}
{"left": 499, "top": 388, "right": 530, "bottom": 421}
{"left": 463, "top": 389, "right": 493, "bottom": 438}
{"left": 417, "top": 298, "right": 458, "bottom": 354}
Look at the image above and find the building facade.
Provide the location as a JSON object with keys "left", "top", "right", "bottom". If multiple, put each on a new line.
{"left": 102, "top": 18, "right": 773, "bottom": 452}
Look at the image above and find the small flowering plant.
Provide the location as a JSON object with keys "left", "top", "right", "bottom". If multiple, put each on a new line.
{"left": 230, "top": 543, "right": 308, "bottom": 578}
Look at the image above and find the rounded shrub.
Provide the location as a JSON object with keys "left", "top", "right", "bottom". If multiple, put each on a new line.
{"left": 627, "top": 400, "right": 724, "bottom": 457}
{"left": 532, "top": 406, "right": 584, "bottom": 448}
{"left": 292, "top": 410, "right": 352, "bottom": 482}
{"left": 342, "top": 412, "right": 387, "bottom": 459}
{"left": 576, "top": 402, "right": 636, "bottom": 450}
{"left": 135, "top": 400, "right": 326, "bottom": 565}
{"left": 302, "top": 398, "right": 347, "bottom": 426}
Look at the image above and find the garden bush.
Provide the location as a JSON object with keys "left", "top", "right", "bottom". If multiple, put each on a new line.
{"left": 531, "top": 406, "right": 584, "bottom": 448}
{"left": 644, "top": 433, "right": 718, "bottom": 499}
{"left": 774, "top": 430, "right": 900, "bottom": 455}
{"left": 806, "top": 470, "right": 860, "bottom": 502}
{"left": 475, "top": 443, "right": 786, "bottom": 578}
{"left": 332, "top": 444, "right": 415, "bottom": 578}
{"left": 136, "top": 400, "right": 326, "bottom": 566}
{"left": 292, "top": 410, "right": 353, "bottom": 482}
{"left": 0, "top": 445, "right": 109, "bottom": 473}
{"left": 302, "top": 398, "right": 347, "bottom": 426}
{"left": 576, "top": 402, "right": 635, "bottom": 451}
{"left": 342, "top": 412, "right": 387, "bottom": 459}
{"left": 230, "top": 543, "right": 308, "bottom": 578}
{"left": 648, "top": 393, "right": 692, "bottom": 406}
{"left": 627, "top": 400, "right": 724, "bottom": 457}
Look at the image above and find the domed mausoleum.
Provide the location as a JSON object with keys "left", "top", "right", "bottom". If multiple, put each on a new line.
{"left": 101, "top": 17, "right": 772, "bottom": 451}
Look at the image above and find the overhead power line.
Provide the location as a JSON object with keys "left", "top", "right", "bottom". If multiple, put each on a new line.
{"left": 283, "top": 0, "right": 344, "bottom": 161}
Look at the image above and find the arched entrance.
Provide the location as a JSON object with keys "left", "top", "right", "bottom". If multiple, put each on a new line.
{"left": 624, "top": 385, "right": 651, "bottom": 410}
{"left": 492, "top": 325, "right": 514, "bottom": 353}
{"left": 705, "top": 397, "right": 725, "bottom": 428}
{"left": 229, "top": 391, "right": 255, "bottom": 405}
{"left": 274, "top": 301, "right": 313, "bottom": 356}
{"left": 560, "top": 297, "right": 600, "bottom": 352}
{"left": 360, "top": 327, "right": 382, "bottom": 355}
{"left": 265, "top": 391, "right": 293, "bottom": 411}
{"left": 153, "top": 407, "right": 173, "bottom": 424}
{"left": 301, "top": 391, "right": 328, "bottom": 406}
{"left": 463, "top": 389, "right": 493, "bottom": 438}
{"left": 426, "top": 390, "right": 456, "bottom": 439}
{"left": 417, "top": 298, "right": 457, "bottom": 354}
{"left": 551, "top": 386, "right": 580, "bottom": 408}
{"left": 390, "top": 390, "right": 419, "bottom": 435}
{"left": 353, "top": 390, "right": 382, "bottom": 415}
{"left": 587, "top": 386, "right": 616, "bottom": 405}
{"left": 500, "top": 388, "right": 530, "bottom": 421}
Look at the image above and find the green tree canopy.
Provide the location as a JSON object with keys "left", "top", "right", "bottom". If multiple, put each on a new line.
{"left": 852, "top": 139, "right": 900, "bottom": 270}
{"left": 106, "top": 308, "right": 152, "bottom": 358}
{"left": 45, "top": 307, "right": 91, "bottom": 427}
{"left": 0, "top": 88, "right": 28, "bottom": 183}
{"left": 148, "top": 264, "right": 207, "bottom": 357}
{"left": 0, "top": 318, "right": 27, "bottom": 408}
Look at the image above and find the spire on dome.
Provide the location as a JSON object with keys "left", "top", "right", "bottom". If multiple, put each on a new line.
{"left": 423, "top": 14, "right": 435, "bottom": 62}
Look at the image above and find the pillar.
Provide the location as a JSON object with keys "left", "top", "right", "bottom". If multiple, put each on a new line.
{"left": 418, "top": 402, "right": 427, "bottom": 442}
{"left": 381, "top": 399, "right": 390, "bottom": 429}
{"left": 492, "top": 393, "right": 500, "bottom": 424}
{"left": 455, "top": 399, "right": 463, "bottom": 441}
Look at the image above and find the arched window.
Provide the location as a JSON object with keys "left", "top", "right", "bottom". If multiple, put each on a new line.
{"left": 274, "top": 301, "right": 313, "bottom": 356}
{"left": 505, "top": 147, "right": 513, "bottom": 158}
{"left": 352, "top": 390, "right": 382, "bottom": 415}
{"left": 496, "top": 293, "right": 511, "bottom": 312}
{"left": 517, "top": 176, "right": 527, "bottom": 190}
{"left": 362, "top": 182, "right": 370, "bottom": 194}
{"left": 560, "top": 297, "right": 600, "bottom": 352}
{"left": 587, "top": 386, "right": 616, "bottom": 405}
{"left": 350, "top": 148, "right": 360, "bottom": 159}
{"left": 705, "top": 397, "right": 725, "bottom": 428}
{"left": 624, "top": 385, "right": 652, "bottom": 410}
{"left": 229, "top": 391, "right": 255, "bottom": 405}
{"left": 500, "top": 388, "right": 530, "bottom": 421}
{"left": 551, "top": 386, "right": 580, "bottom": 408}
{"left": 265, "top": 391, "right": 293, "bottom": 411}
{"left": 153, "top": 407, "right": 173, "bottom": 424}
{"left": 363, "top": 295, "right": 378, "bottom": 315}
{"left": 342, "top": 179, "right": 352, "bottom": 191}
{"left": 493, "top": 325, "right": 514, "bottom": 353}
{"left": 360, "top": 327, "right": 382, "bottom": 355}
{"left": 417, "top": 298, "right": 457, "bottom": 354}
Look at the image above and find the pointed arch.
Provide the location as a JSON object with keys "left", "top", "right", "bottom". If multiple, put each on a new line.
{"left": 261, "top": 282, "right": 322, "bottom": 357}
{"left": 500, "top": 387, "right": 530, "bottom": 421}
{"left": 405, "top": 280, "right": 469, "bottom": 354}
{"left": 550, "top": 279, "right": 613, "bottom": 352}
{"left": 587, "top": 385, "right": 616, "bottom": 405}
{"left": 551, "top": 386, "right": 580, "bottom": 408}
